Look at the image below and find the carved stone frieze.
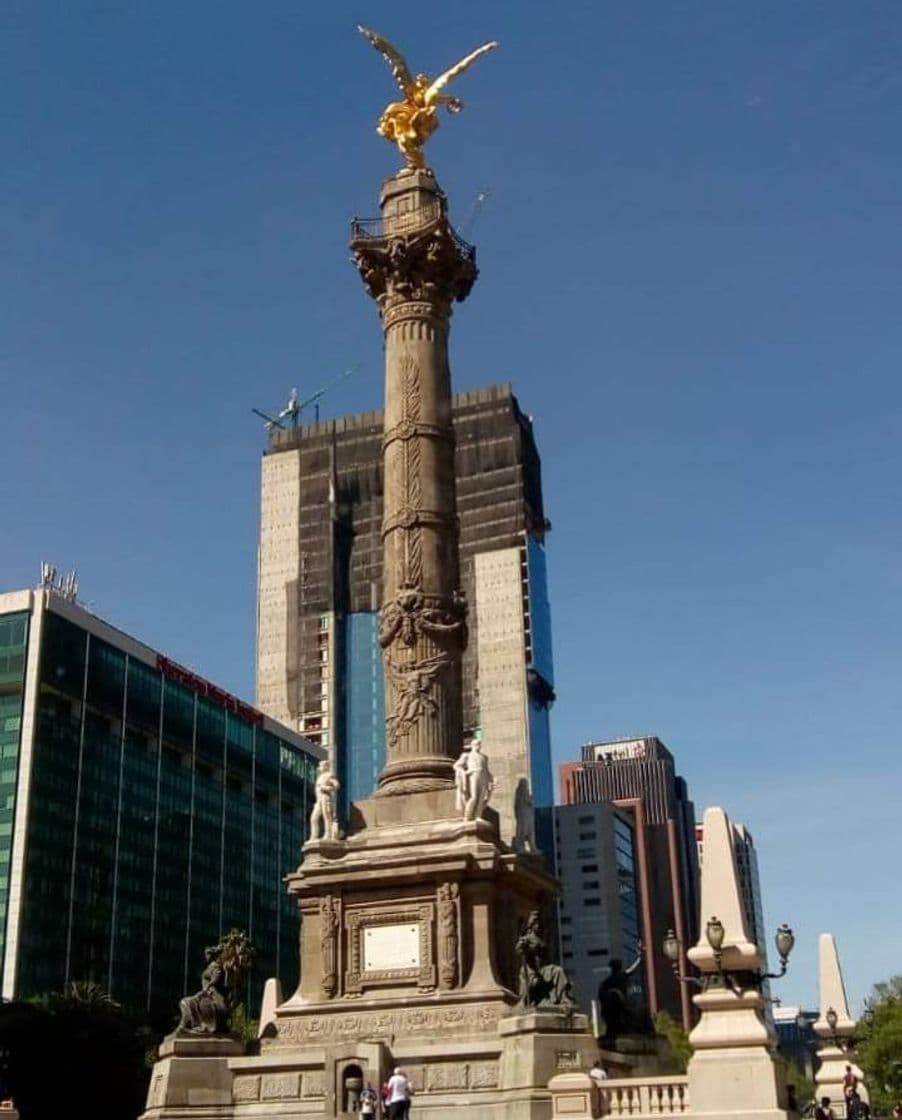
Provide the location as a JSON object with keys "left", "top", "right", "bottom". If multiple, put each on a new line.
{"left": 270, "top": 1002, "right": 503, "bottom": 1047}
{"left": 427, "top": 1062, "right": 469, "bottom": 1091}
{"left": 468, "top": 1061, "right": 500, "bottom": 1089}
{"left": 262, "top": 1073, "right": 300, "bottom": 1100}
{"left": 302, "top": 1071, "right": 326, "bottom": 1098}
{"left": 232, "top": 1075, "right": 261, "bottom": 1102}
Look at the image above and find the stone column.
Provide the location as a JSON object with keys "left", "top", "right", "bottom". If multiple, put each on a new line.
{"left": 351, "top": 169, "right": 476, "bottom": 796}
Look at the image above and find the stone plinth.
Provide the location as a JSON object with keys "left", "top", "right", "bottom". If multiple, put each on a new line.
{"left": 547, "top": 1072, "right": 594, "bottom": 1120}
{"left": 143, "top": 1037, "right": 245, "bottom": 1116}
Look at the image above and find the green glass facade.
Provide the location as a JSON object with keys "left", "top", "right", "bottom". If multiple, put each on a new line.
{"left": 6, "top": 603, "right": 318, "bottom": 1021}
{"left": 0, "top": 611, "right": 29, "bottom": 967}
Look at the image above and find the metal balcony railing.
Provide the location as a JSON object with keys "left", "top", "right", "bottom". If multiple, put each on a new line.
{"left": 350, "top": 213, "right": 476, "bottom": 265}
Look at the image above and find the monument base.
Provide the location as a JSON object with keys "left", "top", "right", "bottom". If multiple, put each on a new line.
{"left": 141, "top": 812, "right": 612, "bottom": 1120}
{"left": 142, "top": 1011, "right": 622, "bottom": 1120}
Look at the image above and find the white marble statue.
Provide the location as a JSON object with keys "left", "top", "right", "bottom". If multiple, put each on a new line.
{"left": 309, "top": 759, "right": 341, "bottom": 841}
{"left": 512, "top": 776, "right": 536, "bottom": 853}
{"left": 454, "top": 736, "right": 494, "bottom": 821}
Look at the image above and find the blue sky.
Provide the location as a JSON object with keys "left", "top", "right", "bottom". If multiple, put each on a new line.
{"left": 3, "top": 2, "right": 900, "bottom": 1012}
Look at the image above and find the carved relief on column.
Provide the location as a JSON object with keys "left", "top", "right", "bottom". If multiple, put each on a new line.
{"left": 320, "top": 895, "right": 340, "bottom": 998}
{"left": 437, "top": 882, "right": 460, "bottom": 989}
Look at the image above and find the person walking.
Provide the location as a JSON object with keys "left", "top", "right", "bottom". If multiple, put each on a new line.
{"left": 386, "top": 1067, "right": 413, "bottom": 1120}
{"left": 359, "top": 1081, "right": 379, "bottom": 1120}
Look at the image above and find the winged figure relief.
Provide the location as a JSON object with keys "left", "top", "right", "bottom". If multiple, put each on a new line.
{"left": 358, "top": 26, "right": 498, "bottom": 169}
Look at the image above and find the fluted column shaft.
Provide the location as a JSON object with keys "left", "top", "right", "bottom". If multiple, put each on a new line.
{"left": 352, "top": 169, "right": 476, "bottom": 795}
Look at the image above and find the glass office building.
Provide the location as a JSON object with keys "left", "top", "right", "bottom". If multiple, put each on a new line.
{"left": 0, "top": 587, "right": 323, "bottom": 1021}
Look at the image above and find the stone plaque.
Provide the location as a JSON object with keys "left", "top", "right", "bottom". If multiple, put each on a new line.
{"left": 363, "top": 923, "right": 421, "bottom": 972}
{"left": 555, "top": 1051, "right": 581, "bottom": 1071}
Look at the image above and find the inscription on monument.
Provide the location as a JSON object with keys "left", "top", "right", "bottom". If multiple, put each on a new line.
{"left": 364, "top": 923, "right": 421, "bottom": 971}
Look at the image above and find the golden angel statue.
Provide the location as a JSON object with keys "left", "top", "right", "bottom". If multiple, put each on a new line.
{"left": 358, "top": 26, "right": 498, "bottom": 170}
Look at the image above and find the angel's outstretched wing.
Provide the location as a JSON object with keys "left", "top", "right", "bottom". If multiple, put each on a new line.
{"left": 425, "top": 41, "right": 499, "bottom": 104}
{"left": 358, "top": 26, "right": 415, "bottom": 98}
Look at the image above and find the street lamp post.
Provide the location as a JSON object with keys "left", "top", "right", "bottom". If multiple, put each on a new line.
{"left": 662, "top": 917, "right": 795, "bottom": 994}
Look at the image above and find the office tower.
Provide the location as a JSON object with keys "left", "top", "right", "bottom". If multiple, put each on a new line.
{"left": 560, "top": 736, "right": 700, "bottom": 1028}
{"left": 0, "top": 581, "right": 323, "bottom": 1018}
{"left": 256, "top": 383, "right": 554, "bottom": 847}
{"left": 553, "top": 802, "right": 643, "bottom": 1017}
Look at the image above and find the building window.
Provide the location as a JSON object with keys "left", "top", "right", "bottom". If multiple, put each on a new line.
{"left": 578, "top": 815, "right": 594, "bottom": 825}
{"left": 578, "top": 832, "right": 596, "bottom": 841}
{"left": 576, "top": 847, "right": 594, "bottom": 859}
{"left": 587, "top": 949, "right": 609, "bottom": 958}
{"left": 584, "top": 898, "right": 601, "bottom": 907}
{"left": 582, "top": 881, "right": 600, "bottom": 890}
{"left": 581, "top": 864, "right": 598, "bottom": 873}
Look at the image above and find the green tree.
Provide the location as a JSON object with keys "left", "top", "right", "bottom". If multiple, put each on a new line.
{"left": 654, "top": 1010, "right": 692, "bottom": 1072}
{"left": 216, "top": 928, "right": 256, "bottom": 1017}
{"left": 0, "top": 983, "right": 154, "bottom": 1120}
{"left": 857, "top": 975, "right": 902, "bottom": 1116}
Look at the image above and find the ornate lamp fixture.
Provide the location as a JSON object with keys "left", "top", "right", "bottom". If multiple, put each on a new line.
{"left": 662, "top": 927, "right": 704, "bottom": 988}
{"left": 824, "top": 1005, "right": 848, "bottom": 1050}
{"left": 662, "top": 916, "right": 795, "bottom": 994}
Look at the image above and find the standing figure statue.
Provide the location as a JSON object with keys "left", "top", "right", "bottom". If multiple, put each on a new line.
{"left": 309, "top": 759, "right": 341, "bottom": 841}
{"left": 597, "top": 944, "right": 644, "bottom": 1050}
{"left": 358, "top": 26, "right": 499, "bottom": 170}
{"left": 515, "top": 910, "right": 575, "bottom": 1012}
{"left": 454, "top": 736, "right": 494, "bottom": 821}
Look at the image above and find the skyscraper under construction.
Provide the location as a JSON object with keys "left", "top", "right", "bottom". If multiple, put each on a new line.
{"left": 256, "top": 383, "right": 555, "bottom": 848}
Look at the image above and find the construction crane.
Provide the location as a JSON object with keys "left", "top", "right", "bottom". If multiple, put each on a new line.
{"left": 252, "top": 368, "right": 355, "bottom": 432}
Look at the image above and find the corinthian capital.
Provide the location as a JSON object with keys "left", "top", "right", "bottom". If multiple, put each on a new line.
{"left": 351, "top": 219, "right": 478, "bottom": 313}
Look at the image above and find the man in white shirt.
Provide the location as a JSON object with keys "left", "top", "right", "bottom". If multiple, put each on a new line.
{"left": 589, "top": 1058, "right": 608, "bottom": 1087}
{"left": 387, "top": 1067, "right": 412, "bottom": 1120}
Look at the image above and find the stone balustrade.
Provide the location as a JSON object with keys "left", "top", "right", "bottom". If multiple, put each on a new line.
{"left": 599, "top": 1076, "right": 690, "bottom": 1117}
